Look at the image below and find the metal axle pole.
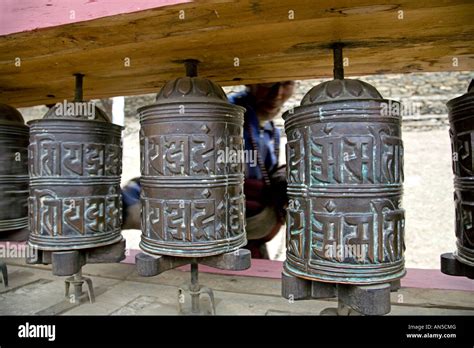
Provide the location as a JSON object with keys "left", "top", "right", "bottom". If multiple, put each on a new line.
{"left": 332, "top": 43, "right": 344, "bottom": 80}
{"left": 190, "top": 262, "right": 199, "bottom": 313}
{"left": 74, "top": 73, "right": 84, "bottom": 102}
{"left": 184, "top": 59, "right": 199, "bottom": 78}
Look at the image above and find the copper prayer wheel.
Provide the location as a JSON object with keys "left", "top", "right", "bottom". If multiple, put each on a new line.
{"left": 138, "top": 61, "right": 247, "bottom": 257}
{"left": 446, "top": 80, "right": 474, "bottom": 268}
{"left": 283, "top": 50, "right": 405, "bottom": 285}
{"left": 28, "top": 75, "right": 123, "bottom": 250}
{"left": 0, "top": 104, "right": 29, "bottom": 234}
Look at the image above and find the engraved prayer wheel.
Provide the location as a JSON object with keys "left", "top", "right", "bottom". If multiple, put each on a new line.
{"left": 447, "top": 80, "right": 474, "bottom": 268}
{"left": 283, "top": 52, "right": 405, "bottom": 284}
{"left": 0, "top": 104, "right": 29, "bottom": 234}
{"left": 28, "top": 75, "right": 123, "bottom": 250}
{"left": 138, "top": 61, "right": 246, "bottom": 257}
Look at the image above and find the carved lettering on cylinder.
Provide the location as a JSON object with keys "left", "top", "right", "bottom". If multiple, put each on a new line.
{"left": 283, "top": 79, "right": 405, "bottom": 284}
{"left": 138, "top": 76, "right": 246, "bottom": 257}
{"left": 28, "top": 106, "right": 123, "bottom": 251}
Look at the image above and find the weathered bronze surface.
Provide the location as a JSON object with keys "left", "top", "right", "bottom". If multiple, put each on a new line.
{"left": 138, "top": 62, "right": 247, "bottom": 257}
{"left": 28, "top": 77, "right": 123, "bottom": 251}
{"left": 0, "top": 104, "right": 29, "bottom": 234}
{"left": 283, "top": 65, "right": 405, "bottom": 285}
{"left": 447, "top": 80, "right": 474, "bottom": 268}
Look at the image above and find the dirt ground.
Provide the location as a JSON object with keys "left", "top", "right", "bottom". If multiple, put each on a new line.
{"left": 122, "top": 119, "right": 456, "bottom": 270}
{"left": 401, "top": 127, "right": 456, "bottom": 269}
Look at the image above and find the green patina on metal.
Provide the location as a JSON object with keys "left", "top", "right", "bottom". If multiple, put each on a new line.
{"left": 283, "top": 45, "right": 405, "bottom": 285}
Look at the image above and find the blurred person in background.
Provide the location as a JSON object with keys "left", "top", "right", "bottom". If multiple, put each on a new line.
{"left": 229, "top": 81, "right": 295, "bottom": 258}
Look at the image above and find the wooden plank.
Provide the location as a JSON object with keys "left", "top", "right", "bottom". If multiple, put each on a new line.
{"left": 124, "top": 248, "right": 474, "bottom": 292}
{"left": 61, "top": 279, "right": 474, "bottom": 315}
{"left": 403, "top": 268, "right": 474, "bottom": 291}
{"left": 5, "top": 244, "right": 474, "bottom": 292}
{"left": 6, "top": 262, "right": 473, "bottom": 311}
{"left": 0, "top": 0, "right": 189, "bottom": 36}
{"left": 0, "top": 0, "right": 472, "bottom": 107}
{"left": 126, "top": 266, "right": 284, "bottom": 298}
{"left": 54, "top": 261, "right": 474, "bottom": 310}
{"left": 0, "top": 267, "right": 54, "bottom": 295}
{"left": 0, "top": 265, "right": 127, "bottom": 315}
{"left": 3, "top": 265, "right": 474, "bottom": 315}
{"left": 64, "top": 279, "right": 333, "bottom": 315}
{"left": 392, "top": 288, "right": 474, "bottom": 310}
{"left": 123, "top": 248, "right": 283, "bottom": 279}
{"left": 35, "top": 284, "right": 118, "bottom": 315}
{"left": 125, "top": 267, "right": 474, "bottom": 310}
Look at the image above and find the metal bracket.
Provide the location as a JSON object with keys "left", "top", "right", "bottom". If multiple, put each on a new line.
{"left": 25, "top": 238, "right": 125, "bottom": 303}
{"left": 282, "top": 271, "right": 398, "bottom": 315}
{"left": 26, "top": 238, "right": 126, "bottom": 276}
{"left": 281, "top": 271, "right": 337, "bottom": 300}
{"left": 0, "top": 260, "right": 8, "bottom": 287}
{"left": 65, "top": 270, "right": 95, "bottom": 304}
{"left": 136, "top": 248, "right": 251, "bottom": 315}
{"left": 441, "top": 252, "right": 474, "bottom": 279}
{"left": 336, "top": 283, "right": 391, "bottom": 316}
{"left": 177, "top": 263, "right": 216, "bottom": 315}
{"left": 136, "top": 248, "right": 251, "bottom": 277}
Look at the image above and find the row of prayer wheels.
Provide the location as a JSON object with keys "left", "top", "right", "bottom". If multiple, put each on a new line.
{"left": 0, "top": 49, "right": 472, "bottom": 313}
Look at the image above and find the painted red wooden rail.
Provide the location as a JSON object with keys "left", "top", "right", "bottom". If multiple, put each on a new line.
{"left": 0, "top": 0, "right": 189, "bottom": 36}
{"left": 122, "top": 248, "right": 474, "bottom": 292}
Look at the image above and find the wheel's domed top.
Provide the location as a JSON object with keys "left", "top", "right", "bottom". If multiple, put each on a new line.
{"left": 155, "top": 77, "right": 229, "bottom": 104}
{"left": 301, "top": 78, "right": 383, "bottom": 105}
{"left": 0, "top": 103, "right": 25, "bottom": 126}
{"left": 43, "top": 102, "right": 111, "bottom": 122}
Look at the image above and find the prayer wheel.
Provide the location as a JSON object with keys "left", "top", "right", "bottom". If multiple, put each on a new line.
{"left": 283, "top": 54, "right": 405, "bottom": 284}
{"left": 443, "top": 80, "right": 474, "bottom": 274}
{"left": 28, "top": 75, "right": 123, "bottom": 250}
{"left": 138, "top": 61, "right": 246, "bottom": 257}
{"left": 0, "top": 104, "right": 29, "bottom": 234}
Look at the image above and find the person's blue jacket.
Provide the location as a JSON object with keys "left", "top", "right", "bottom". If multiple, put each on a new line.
{"left": 228, "top": 91, "right": 280, "bottom": 179}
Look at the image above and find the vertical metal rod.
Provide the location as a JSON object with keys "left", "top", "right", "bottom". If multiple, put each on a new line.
{"left": 190, "top": 262, "right": 199, "bottom": 313}
{"left": 184, "top": 59, "right": 199, "bottom": 78}
{"left": 0, "top": 261, "right": 8, "bottom": 287}
{"left": 191, "top": 262, "right": 198, "bottom": 286}
{"left": 74, "top": 73, "right": 84, "bottom": 102}
{"left": 332, "top": 43, "right": 344, "bottom": 80}
{"left": 74, "top": 269, "right": 83, "bottom": 300}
